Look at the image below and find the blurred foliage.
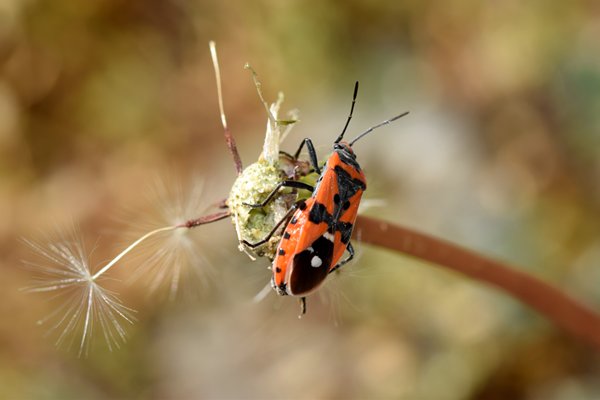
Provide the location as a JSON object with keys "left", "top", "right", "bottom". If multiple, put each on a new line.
{"left": 2, "top": 0, "right": 600, "bottom": 399}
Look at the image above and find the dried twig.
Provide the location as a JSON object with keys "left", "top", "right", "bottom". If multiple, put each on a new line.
{"left": 355, "top": 215, "right": 600, "bottom": 351}
{"left": 209, "top": 41, "right": 243, "bottom": 175}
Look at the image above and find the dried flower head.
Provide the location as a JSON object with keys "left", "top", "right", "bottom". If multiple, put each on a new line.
{"left": 225, "top": 66, "right": 309, "bottom": 259}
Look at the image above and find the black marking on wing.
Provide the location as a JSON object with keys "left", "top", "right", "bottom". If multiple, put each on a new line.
{"left": 334, "top": 166, "right": 366, "bottom": 202}
{"left": 333, "top": 166, "right": 365, "bottom": 221}
{"left": 308, "top": 202, "right": 329, "bottom": 224}
{"left": 307, "top": 200, "right": 355, "bottom": 244}
{"left": 289, "top": 236, "right": 334, "bottom": 295}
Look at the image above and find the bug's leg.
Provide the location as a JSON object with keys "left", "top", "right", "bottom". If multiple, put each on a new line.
{"left": 279, "top": 150, "right": 296, "bottom": 161}
{"left": 243, "top": 181, "right": 314, "bottom": 208}
{"left": 299, "top": 297, "right": 307, "bottom": 317}
{"left": 329, "top": 242, "right": 355, "bottom": 274}
{"left": 293, "top": 138, "right": 321, "bottom": 174}
{"left": 241, "top": 200, "right": 305, "bottom": 248}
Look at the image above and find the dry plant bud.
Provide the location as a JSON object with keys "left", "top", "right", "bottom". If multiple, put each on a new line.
{"left": 226, "top": 92, "right": 308, "bottom": 259}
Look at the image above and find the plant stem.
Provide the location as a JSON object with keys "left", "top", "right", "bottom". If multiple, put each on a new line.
{"left": 209, "top": 41, "right": 243, "bottom": 175}
{"left": 91, "top": 226, "right": 177, "bottom": 280}
{"left": 355, "top": 215, "right": 600, "bottom": 351}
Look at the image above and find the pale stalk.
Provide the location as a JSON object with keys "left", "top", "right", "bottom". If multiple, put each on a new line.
{"left": 209, "top": 41, "right": 228, "bottom": 133}
{"left": 91, "top": 226, "right": 179, "bottom": 281}
{"left": 210, "top": 40, "right": 243, "bottom": 175}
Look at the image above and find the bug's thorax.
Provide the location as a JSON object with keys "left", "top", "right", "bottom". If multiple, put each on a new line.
{"left": 330, "top": 142, "right": 366, "bottom": 186}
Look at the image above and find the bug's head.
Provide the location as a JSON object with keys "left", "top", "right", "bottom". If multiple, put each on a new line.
{"left": 333, "top": 141, "right": 356, "bottom": 158}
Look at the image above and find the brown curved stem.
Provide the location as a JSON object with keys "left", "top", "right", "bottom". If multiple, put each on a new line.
{"left": 355, "top": 215, "right": 600, "bottom": 351}
{"left": 181, "top": 210, "right": 230, "bottom": 228}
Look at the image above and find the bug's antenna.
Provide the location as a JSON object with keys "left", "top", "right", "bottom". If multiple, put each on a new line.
{"left": 334, "top": 81, "right": 359, "bottom": 144}
{"left": 348, "top": 111, "right": 409, "bottom": 147}
{"left": 209, "top": 41, "right": 243, "bottom": 175}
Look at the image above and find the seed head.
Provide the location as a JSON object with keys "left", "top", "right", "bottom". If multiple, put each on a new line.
{"left": 22, "top": 231, "right": 135, "bottom": 357}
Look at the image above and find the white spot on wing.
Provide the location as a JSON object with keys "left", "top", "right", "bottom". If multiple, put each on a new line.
{"left": 323, "top": 232, "right": 334, "bottom": 242}
{"left": 307, "top": 247, "right": 314, "bottom": 253}
{"left": 311, "top": 256, "right": 322, "bottom": 268}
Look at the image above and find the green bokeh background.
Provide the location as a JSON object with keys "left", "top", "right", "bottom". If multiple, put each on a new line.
{"left": 2, "top": 1, "right": 600, "bottom": 399}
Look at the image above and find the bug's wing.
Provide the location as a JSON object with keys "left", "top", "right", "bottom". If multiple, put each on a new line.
{"left": 284, "top": 171, "right": 339, "bottom": 295}
{"left": 295, "top": 166, "right": 338, "bottom": 250}
{"left": 331, "top": 189, "right": 363, "bottom": 268}
{"left": 288, "top": 234, "right": 334, "bottom": 295}
{"left": 272, "top": 198, "right": 326, "bottom": 290}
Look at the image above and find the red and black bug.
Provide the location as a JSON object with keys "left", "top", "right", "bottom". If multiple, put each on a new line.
{"left": 243, "top": 82, "right": 408, "bottom": 313}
